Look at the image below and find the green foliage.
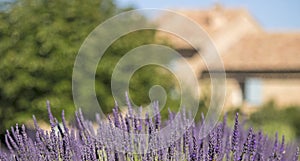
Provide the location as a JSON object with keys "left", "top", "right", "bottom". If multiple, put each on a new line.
{"left": 224, "top": 101, "right": 300, "bottom": 142}
{"left": 248, "top": 101, "right": 300, "bottom": 142}
{"left": 96, "top": 30, "right": 179, "bottom": 114}
{"left": 0, "top": 0, "right": 179, "bottom": 130}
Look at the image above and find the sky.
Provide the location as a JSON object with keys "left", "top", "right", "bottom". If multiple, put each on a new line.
{"left": 116, "top": 0, "right": 300, "bottom": 31}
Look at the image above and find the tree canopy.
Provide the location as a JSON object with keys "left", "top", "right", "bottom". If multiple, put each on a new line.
{"left": 0, "top": 0, "right": 179, "bottom": 130}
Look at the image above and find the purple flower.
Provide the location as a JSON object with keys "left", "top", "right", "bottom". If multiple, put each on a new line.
{"left": 0, "top": 101, "right": 298, "bottom": 161}
{"left": 207, "top": 131, "right": 215, "bottom": 161}
{"left": 231, "top": 113, "right": 240, "bottom": 153}
{"left": 292, "top": 147, "right": 299, "bottom": 161}
{"left": 113, "top": 105, "right": 121, "bottom": 128}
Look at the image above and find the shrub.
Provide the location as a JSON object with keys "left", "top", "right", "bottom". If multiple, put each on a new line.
{"left": 249, "top": 102, "right": 300, "bottom": 141}
{"left": 0, "top": 101, "right": 299, "bottom": 161}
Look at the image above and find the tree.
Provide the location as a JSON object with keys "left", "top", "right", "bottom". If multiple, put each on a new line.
{"left": 0, "top": 0, "right": 178, "bottom": 130}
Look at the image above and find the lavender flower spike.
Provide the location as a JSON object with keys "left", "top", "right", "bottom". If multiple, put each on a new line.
{"left": 231, "top": 113, "right": 239, "bottom": 153}
{"left": 293, "top": 147, "right": 299, "bottom": 161}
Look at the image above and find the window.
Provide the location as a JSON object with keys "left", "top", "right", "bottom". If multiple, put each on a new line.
{"left": 245, "top": 78, "right": 262, "bottom": 106}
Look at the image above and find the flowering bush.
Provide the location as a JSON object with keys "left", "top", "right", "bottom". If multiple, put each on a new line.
{"left": 0, "top": 101, "right": 299, "bottom": 161}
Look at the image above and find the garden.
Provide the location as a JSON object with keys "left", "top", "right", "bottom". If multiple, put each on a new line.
{"left": 0, "top": 0, "right": 299, "bottom": 160}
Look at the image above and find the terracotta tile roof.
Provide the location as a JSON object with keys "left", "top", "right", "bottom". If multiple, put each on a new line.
{"left": 220, "top": 32, "right": 300, "bottom": 71}
{"left": 155, "top": 5, "right": 300, "bottom": 74}
{"left": 173, "top": 7, "right": 250, "bottom": 33}
{"left": 155, "top": 5, "right": 262, "bottom": 49}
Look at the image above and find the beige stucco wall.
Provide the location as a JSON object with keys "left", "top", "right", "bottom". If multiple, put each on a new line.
{"left": 199, "top": 78, "right": 300, "bottom": 112}
{"left": 262, "top": 78, "right": 300, "bottom": 107}
{"left": 226, "top": 79, "right": 243, "bottom": 107}
{"left": 199, "top": 78, "right": 243, "bottom": 111}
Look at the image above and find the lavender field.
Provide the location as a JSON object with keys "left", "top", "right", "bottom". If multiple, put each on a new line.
{"left": 0, "top": 101, "right": 299, "bottom": 161}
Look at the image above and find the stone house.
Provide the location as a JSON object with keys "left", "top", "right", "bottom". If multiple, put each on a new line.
{"left": 156, "top": 5, "right": 300, "bottom": 109}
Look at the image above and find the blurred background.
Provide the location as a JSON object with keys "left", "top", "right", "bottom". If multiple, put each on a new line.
{"left": 0, "top": 0, "right": 299, "bottom": 146}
